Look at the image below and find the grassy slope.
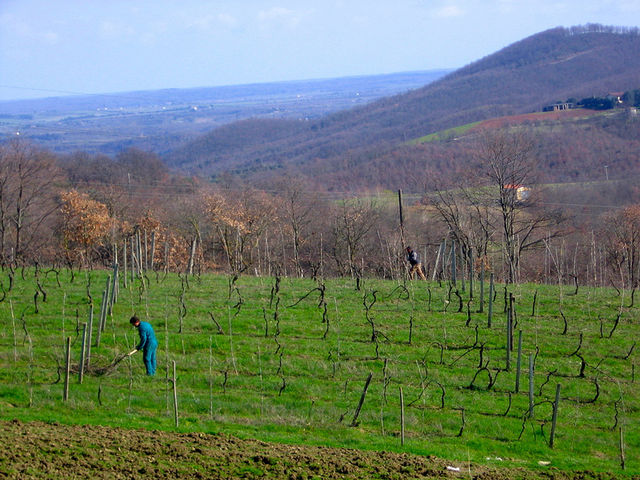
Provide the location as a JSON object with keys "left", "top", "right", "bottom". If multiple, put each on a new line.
{"left": 408, "top": 109, "right": 606, "bottom": 145}
{"left": 0, "top": 269, "right": 637, "bottom": 476}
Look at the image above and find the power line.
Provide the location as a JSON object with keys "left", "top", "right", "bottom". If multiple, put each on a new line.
{"left": 60, "top": 178, "right": 636, "bottom": 209}
{"left": 538, "top": 201, "right": 624, "bottom": 210}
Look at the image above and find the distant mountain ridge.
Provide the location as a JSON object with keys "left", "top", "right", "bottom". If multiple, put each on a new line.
{"left": 165, "top": 25, "right": 640, "bottom": 189}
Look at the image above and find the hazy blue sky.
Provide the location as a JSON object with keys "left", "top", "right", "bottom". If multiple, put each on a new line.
{"left": 1, "top": 0, "right": 639, "bottom": 101}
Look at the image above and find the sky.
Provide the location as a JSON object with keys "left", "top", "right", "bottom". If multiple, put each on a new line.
{"left": 1, "top": 0, "right": 640, "bottom": 101}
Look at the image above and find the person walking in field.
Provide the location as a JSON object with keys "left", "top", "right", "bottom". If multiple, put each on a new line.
{"left": 128, "top": 316, "right": 158, "bottom": 376}
{"left": 406, "top": 246, "right": 427, "bottom": 280}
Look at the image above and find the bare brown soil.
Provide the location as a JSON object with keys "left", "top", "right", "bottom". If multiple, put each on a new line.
{"left": 0, "top": 420, "right": 634, "bottom": 480}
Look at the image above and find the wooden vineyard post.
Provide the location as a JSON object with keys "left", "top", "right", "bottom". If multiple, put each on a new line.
{"left": 165, "top": 308, "right": 170, "bottom": 415}
{"left": 137, "top": 230, "right": 143, "bottom": 274}
{"left": 150, "top": 231, "right": 156, "bottom": 271}
{"left": 109, "top": 263, "right": 118, "bottom": 313}
{"left": 528, "top": 354, "right": 535, "bottom": 418}
{"left": 450, "top": 239, "right": 457, "bottom": 286}
{"left": 95, "top": 289, "right": 107, "bottom": 348}
{"left": 431, "top": 243, "right": 442, "bottom": 282}
{"left": 209, "top": 336, "right": 213, "bottom": 419}
{"left": 130, "top": 236, "right": 136, "bottom": 281}
{"left": 164, "top": 241, "right": 169, "bottom": 274}
{"left": 144, "top": 229, "right": 148, "bottom": 271}
{"left": 399, "top": 386, "right": 405, "bottom": 446}
{"left": 488, "top": 273, "right": 494, "bottom": 327}
{"left": 123, "top": 240, "right": 128, "bottom": 288}
{"left": 97, "top": 274, "right": 111, "bottom": 335}
{"left": 129, "top": 236, "right": 136, "bottom": 285}
{"left": 63, "top": 337, "right": 71, "bottom": 401}
{"left": 549, "top": 383, "right": 561, "bottom": 448}
{"left": 479, "top": 267, "right": 485, "bottom": 313}
{"left": 188, "top": 237, "right": 196, "bottom": 275}
{"left": 515, "top": 330, "right": 523, "bottom": 392}
{"left": 10, "top": 299, "right": 17, "bottom": 362}
{"left": 351, "top": 372, "right": 373, "bottom": 427}
{"left": 102, "top": 273, "right": 111, "bottom": 324}
{"left": 461, "top": 244, "right": 466, "bottom": 293}
{"left": 172, "top": 360, "right": 179, "bottom": 428}
{"left": 104, "top": 273, "right": 111, "bottom": 314}
{"left": 469, "top": 247, "right": 474, "bottom": 299}
{"left": 398, "top": 189, "right": 405, "bottom": 247}
{"left": 510, "top": 294, "right": 515, "bottom": 349}
{"left": 86, "top": 305, "right": 94, "bottom": 367}
{"left": 506, "top": 305, "right": 512, "bottom": 370}
{"left": 79, "top": 322, "right": 87, "bottom": 384}
{"left": 441, "top": 238, "right": 448, "bottom": 281}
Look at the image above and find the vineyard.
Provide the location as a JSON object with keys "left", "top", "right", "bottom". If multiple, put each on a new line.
{"left": 0, "top": 267, "right": 638, "bottom": 477}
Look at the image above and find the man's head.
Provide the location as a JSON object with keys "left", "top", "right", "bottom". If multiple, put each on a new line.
{"left": 130, "top": 316, "right": 141, "bottom": 327}
{"left": 406, "top": 246, "right": 412, "bottom": 253}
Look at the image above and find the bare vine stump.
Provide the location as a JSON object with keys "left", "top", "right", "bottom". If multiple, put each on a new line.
{"left": 488, "top": 273, "right": 494, "bottom": 327}
{"left": 619, "top": 426, "right": 626, "bottom": 470}
{"left": 549, "top": 383, "right": 561, "bottom": 448}
{"left": 351, "top": 372, "right": 373, "bottom": 427}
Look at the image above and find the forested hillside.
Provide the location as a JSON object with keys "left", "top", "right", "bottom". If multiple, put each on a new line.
{"left": 166, "top": 25, "right": 640, "bottom": 190}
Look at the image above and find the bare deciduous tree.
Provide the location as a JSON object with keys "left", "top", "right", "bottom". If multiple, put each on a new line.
{"left": 430, "top": 172, "right": 494, "bottom": 267}
{"left": 478, "top": 130, "right": 564, "bottom": 283}
{"left": 602, "top": 204, "right": 640, "bottom": 289}
{"left": 204, "top": 189, "right": 277, "bottom": 273}
{"left": 275, "top": 177, "right": 316, "bottom": 277}
{"left": 0, "top": 139, "right": 61, "bottom": 264}
{"left": 330, "top": 198, "right": 379, "bottom": 277}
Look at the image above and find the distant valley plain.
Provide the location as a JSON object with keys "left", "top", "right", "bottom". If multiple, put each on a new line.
{"left": 0, "top": 70, "right": 450, "bottom": 156}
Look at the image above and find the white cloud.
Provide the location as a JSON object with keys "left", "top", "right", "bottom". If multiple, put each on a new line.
{"left": 188, "top": 13, "right": 238, "bottom": 30}
{"left": 217, "top": 13, "right": 238, "bottom": 28}
{"left": 100, "top": 20, "right": 135, "bottom": 39}
{"left": 616, "top": 0, "right": 640, "bottom": 13}
{"left": 0, "top": 13, "right": 59, "bottom": 44}
{"left": 41, "top": 31, "right": 59, "bottom": 44}
{"left": 258, "top": 7, "right": 304, "bottom": 28}
{"left": 432, "top": 4, "right": 465, "bottom": 18}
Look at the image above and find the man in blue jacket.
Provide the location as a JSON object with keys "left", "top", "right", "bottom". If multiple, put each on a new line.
{"left": 128, "top": 316, "right": 158, "bottom": 376}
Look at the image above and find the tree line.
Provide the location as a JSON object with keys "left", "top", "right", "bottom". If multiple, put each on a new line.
{"left": 2, "top": 130, "right": 640, "bottom": 294}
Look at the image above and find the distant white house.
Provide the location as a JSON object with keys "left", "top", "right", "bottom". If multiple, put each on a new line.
{"left": 606, "top": 92, "right": 624, "bottom": 104}
{"left": 542, "top": 102, "right": 574, "bottom": 112}
{"left": 504, "top": 184, "right": 531, "bottom": 201}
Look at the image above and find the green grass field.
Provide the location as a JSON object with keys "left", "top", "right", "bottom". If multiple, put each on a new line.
{"left": 0, "top": 268, "right": 637, "bottom": 476}
{"left": 407, "top": 121, "right": 482, "bottom": 144}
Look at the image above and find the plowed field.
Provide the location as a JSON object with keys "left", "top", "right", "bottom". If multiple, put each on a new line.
{"left": 0, "top": 420, "right": 633, "bottom": 480}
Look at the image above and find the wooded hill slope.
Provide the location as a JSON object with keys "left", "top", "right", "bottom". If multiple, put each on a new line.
{"left": 165, "top": 25, "right": 640, "bottom": 191}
